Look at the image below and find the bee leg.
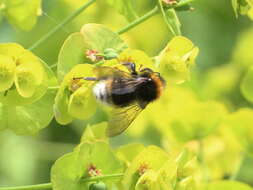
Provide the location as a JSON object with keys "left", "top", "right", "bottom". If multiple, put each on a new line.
{"left": 73, "top": 77, "right": 98, "bottom": 81}
{"left": 122, "top": 62, "right": 138, "bottom": 76}
{"left": 138, "top": 101, "right": 148, "bottom": 109}
{"left": 138, "top": 64, "right": 143, "bottom": 72}
{"left": 4, "top": 90, "right": 8, "bottom": 97}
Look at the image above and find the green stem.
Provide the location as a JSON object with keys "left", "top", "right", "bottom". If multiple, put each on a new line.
{"left": 229, "top": 152, "right": 246, "bottom": 180}
{"left": 0, "top": 174, "right": 123, "bottom": 190}
{"left": 81, "top": 173, "right": 123, "bottom": 183}
{"left": 28, "top": 0, "right": 96, "bottom": 51}
{"left": 49, "top": 63, "right": 57, "bottom": 69}
{"left": 158, "top": 2, "right": 176, "bottom": 36}
{"left": 48, "top": 86, "right": 60, "bottom": 90}
{"left": 117, "top": 0, "right": 195, "bottom": 35}
{"left": 117, "top": 7, "right": 158, "bottom": 35}
{"left": 198, "top": 140, "right": 209, "bottom": 183}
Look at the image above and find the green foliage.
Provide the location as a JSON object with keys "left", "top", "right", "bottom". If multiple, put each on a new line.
{"left": 105, "top": 0, "right": 138, "bottom": 21}
{"left": 1, "top": 0, "right": 253, "bottom": 190}
{"left": 0, "top": 54, "right": 15, "bottom": 92}
{"left": 241, "top": 66, "right": 253, "bottom": 103}
{"left": 204, "top": 180, "right": 253, "bottom": 190}
{"left": 224, "top": 108, "right": 253, "bottom": 156}
{"left": 232, "top": 0, "right": 252, "bottom": 17}
{"left": 54, "top": 64, "right": 97, "bottom": 124}
{"left": 81, "top": 122, "right": 108, "bottom": 143}
{"left": 157, "top": 36, "right": 199, "bottom": 84}
{"left": 158, "top": 0, "right": 181, "bottom": 36}
{"left": 0, "top": 43, "right": 50, "bottom": 106}
{"left": 51, "top": 124, "right": 123, "bottom": 190}
{"left": 0, "top": 0, "right": 42, "bottom": 30}
{"left": 89, "top": 182, "right": 107, "bottom": 190}
{"left": 57, "top": 24, "right": 127, "bottom": 81}
{"left": 0, "top": 43, "right": 57, "bottom": 135}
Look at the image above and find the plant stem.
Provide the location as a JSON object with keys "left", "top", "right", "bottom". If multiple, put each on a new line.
{"left": 198, "top": 140, "right": 209, "bottom": 183}
{"left": 117, "top": 7, "right": 158, "bottom": 35}
{"left": 0, "top": 183, "right": 52, "bottom": 190}
{"left": 48, "top": 86, "right": 60, "bottom": 90}
{"left": 82, "top": 173, "right": 123, "bottom": 183}
{"left": 229, "top": 152, "right": 246, "bottom": 180}
{"left": 28, "top": 0, "right": 96, "bottom": 51}
{"left": 0, "top": 174, "right": 123, "bottom": 190}
{"left": 49, "top": 63, "right": 57, "bottom": 69}
{"left": 158, "top": 0, "right": 176, "bottom": 36}
{"left": 117, "top": 0, "right": 195, "bottom": 35}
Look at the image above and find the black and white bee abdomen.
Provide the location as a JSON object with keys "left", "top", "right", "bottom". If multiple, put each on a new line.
{"left": 93, "top": 79, "right": 136, "bottom": 107}
{"left": 93, "top": 81, "right": 110, "bottom": 105}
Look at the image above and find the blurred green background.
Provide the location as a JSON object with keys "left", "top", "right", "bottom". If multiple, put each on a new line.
{"left": 0, "top": 0, "right": 253, "bottom": 188}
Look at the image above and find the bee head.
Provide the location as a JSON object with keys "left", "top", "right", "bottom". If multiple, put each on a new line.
{"left": 139, "top": 68, "right": 166, "bottom": 88}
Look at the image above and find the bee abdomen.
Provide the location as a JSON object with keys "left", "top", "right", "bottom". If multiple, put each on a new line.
{"left": 93, "top": 81, "right": 110, "bottom": 104}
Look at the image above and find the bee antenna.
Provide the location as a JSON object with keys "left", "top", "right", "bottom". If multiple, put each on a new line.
{"left": 154, "top": 72, "right": 160, "bottom": 76}
{"left": 73, "top": 77, "right": 98, "bottom": 81}
{"left": 73, "top": 77, "right": 83, "bottom": 80}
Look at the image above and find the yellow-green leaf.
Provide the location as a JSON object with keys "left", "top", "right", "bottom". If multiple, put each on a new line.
{"left": 204, "top": 181, "right": 253, "bottom": 190}
{"left": 122, "top": 146, "right": 170, "bottom": 190}
{"left": 81, "top": 122, "right": 108, "bottom": 143}
{"left": 241, "top": 66, "right": 253, "bottom": 103}
{"left": 4, "top": 0, "right": 42, "bottom": 31}
{"left": 68, "top": 85, "right": 97, "bottom": 120}
{"left": 0, "top": 54, "right": 15, "bottom": 92}
{"left": 158, "top": 36, "right": 199, "bottom": 84}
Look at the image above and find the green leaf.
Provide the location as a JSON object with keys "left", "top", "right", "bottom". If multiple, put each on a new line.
{"left": 0, "top": 2, "right": 4, "bottom": 23}
{"left": 68, "top": 85, "right": 97, "bottom": 120}
{"left": 0, "top": 43, "right": 25, "bottom": 61}
{"left": 169, "top": 100, "right": 227, "bottom": 142}
{"left": 224, "top": 108, "right": 253, "bottom": 155}
{"left": 0, "top": 43, "right": 50, "bottom": 106}
{"left": 58, "top": 24, "right": 127, "bottom": 81}
{"left": 116, "top": 143, "right": 145, "bottom": 166}
{"left": 157, "top": 160, "right": 177, "bottom": 190}
{"left": 4, "top": 0, "right": 42, "bottom": 30}
{"left": 175, "top": 4, "right": 192, "bottom": 12}
{"left": 105, "top": 0, "right": 138, "bottom": 21}
{"left": 204, "top": 181, "right": 253, "bottom": 190}
{"left": 54, "top": 64, "right": 97, "bottom": 125}
{"left": 0, "top": 62, "right": 57, "bottom": 135}
{"left": 158, "top": 0, "right": 181, "bottom": 36}
{"left": 122, "top": 146, "right": 170, "bottom": 190}
{"left": 175, "top": 176, "right": 195, "bottom": 190}
{"left": 241, "top": 66, "right": 253, "bottom": 103}
{"left": 54, "top": 87, "right": 73, "bottom": 125}
{"left": 165, "top": 9, "right": 181, "bottom": 36}
{"left": 51, "top": 142, "right": 123, "bottom": 190}
{"left": 14, "top": 51, "right": 45, "bottom": 98}
{"left": 89, "top": 182, "right": 107, "bottom": 190}
{"left": 231, "top": 0, "right": 251, "bottom": 17}
{"left": 57, "top": 33, "right": 88, "bottom": 82}
{"left": 0, "top": 103, "right": 6, "bottom": 131}
{"left": 135, "top": 170, "right": 159, "bottom": 190}
{"left": 158, "top": 36, "right": 199, "bottom": 84}
{"left": 51, "top": 152, "right": 83, "bottom": 190}
{"left": 81, "top": 122, "right": 108, "bottom": 143}
{"left": 80, "top": 24, "right": 127, "bottom": 55}
{"left": 0, "top": 54, "right": 16, "bottom": 92}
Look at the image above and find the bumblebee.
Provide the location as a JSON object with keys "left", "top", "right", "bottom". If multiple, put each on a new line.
{"left": 75, "top": 62, "right": 166, "bottom": 137}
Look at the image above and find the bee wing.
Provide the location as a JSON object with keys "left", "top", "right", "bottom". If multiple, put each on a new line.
{"left": 106, "top": 103, "right": 147, "bottom": 137}
{"left": 111, "top": 78, "right": 146, "bottom": 95}
{"left": 93, "top": 66, "right": 131, "bottom": 79}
